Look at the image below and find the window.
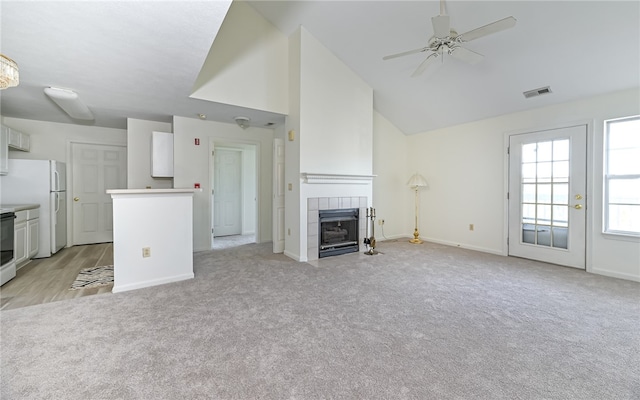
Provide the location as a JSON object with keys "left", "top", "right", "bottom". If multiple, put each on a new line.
{"left": 604, "top": 116, "right": 640, "bottom": 235}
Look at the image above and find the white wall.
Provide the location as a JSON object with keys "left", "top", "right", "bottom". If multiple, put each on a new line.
{"left": 111, "top": 191, "right": 194, "bottom": 293}
{"left": 404, "top": 88, "right": 640, "bottom": 281}
{"left": 126, "top": 118, "right": 173, "bottom": 189}
{"left": 284, "top": 27, "right": 374, "bottom": 261}
{"left": 372, "top": 110, "right": 410, "bottom": 240}
{"left": 172, "top": 116, "right": 274, "bottom": 252}
{"left": 190, "top": 0, "right": 288, "bottom": 115}
{"left": 241, "top": 145, "right": 257, "bottom": 234}
{"left": 1, "top": 117, "right": 126, "bottom": 163}
{"left": 284, "top": 30, "right": 302, "bottom": 259}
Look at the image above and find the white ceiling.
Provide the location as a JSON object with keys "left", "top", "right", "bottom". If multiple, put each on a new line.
{"left": 1, "top": 1, "right": 638, "bottom": 134}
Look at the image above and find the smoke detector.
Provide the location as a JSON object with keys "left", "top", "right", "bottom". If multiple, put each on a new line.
{"left": 234, "top": 116, "right": 251, "bottom": 129}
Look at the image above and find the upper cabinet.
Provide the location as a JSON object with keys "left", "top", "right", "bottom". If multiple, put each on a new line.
{"left": 151, "top": 131, "right": 174, "bottom": 178}
{"left": 6, "top": 126, "right": 30, "bottom": 152}
{"left": 0, "top": 126, "right": 8, "bottom": 175}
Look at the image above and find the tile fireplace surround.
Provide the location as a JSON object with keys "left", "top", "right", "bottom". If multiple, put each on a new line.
{"left": 307, "top": 196, "right": 368, "bottom": 261}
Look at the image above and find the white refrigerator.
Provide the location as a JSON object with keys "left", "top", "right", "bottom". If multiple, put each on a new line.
{"left": 1, "top": 159, "right": 67, "bottom": 258}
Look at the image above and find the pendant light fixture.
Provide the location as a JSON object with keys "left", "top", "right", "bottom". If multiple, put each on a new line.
{"left": 0, "top": 54, "right": 19, "bottom": 89}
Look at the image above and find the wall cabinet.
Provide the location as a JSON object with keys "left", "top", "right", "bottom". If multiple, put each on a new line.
{"left": 7, "top": 126, "right": 30, "bottom": 152}
{"left": 151, "top": 131, "right": 174, "bottom": 178}
{"left": 14, "top": 208, "right": 39, "bottom": 269}
{"left": 0, "top": 126, "right": 8, "bottom": 175}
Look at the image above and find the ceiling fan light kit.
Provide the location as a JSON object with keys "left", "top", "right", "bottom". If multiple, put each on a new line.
{"left": 44, "top": 87, "right": 94, "bottom": 120}
{"left": 383, "top": 0, "right": 517, "bottom": 77}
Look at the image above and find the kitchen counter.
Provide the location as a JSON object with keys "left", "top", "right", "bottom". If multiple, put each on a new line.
{"left": 1, "top": 203, "right": 40, "bottom": 212}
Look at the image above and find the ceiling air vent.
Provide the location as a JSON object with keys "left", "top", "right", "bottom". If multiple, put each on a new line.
{"left": 523, "top": 86, "right": 552, "bottom": 99}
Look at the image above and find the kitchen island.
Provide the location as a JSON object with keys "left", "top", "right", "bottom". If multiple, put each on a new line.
{"left": 107, "top": 189, "right": 197, "bottom": 293}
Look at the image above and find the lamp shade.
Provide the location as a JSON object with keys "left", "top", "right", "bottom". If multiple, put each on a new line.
{"left": 407, "top": 173, "right": 428, "bottom": 188}
{"left": 44, "top": 87, "right": 94, "bottom": 120}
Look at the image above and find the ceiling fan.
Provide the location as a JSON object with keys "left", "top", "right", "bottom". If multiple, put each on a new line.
{"left": 383, "top": 0, "right": 516, "bottom": 77}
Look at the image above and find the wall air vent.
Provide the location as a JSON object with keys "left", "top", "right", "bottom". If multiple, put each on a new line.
{"left": 523, "top": 86, "right": 552, "bottom": 99}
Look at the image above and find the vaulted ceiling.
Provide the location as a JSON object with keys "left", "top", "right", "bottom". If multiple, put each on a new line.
{"left": 1, "top": 1, "right": 638, "bottom": 134}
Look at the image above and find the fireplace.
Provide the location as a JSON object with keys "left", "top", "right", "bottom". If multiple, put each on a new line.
{"left": 318, "top": 208, "right": 359, "bottom": 258}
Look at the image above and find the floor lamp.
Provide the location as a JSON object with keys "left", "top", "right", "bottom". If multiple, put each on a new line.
{"left": 407, "top": 173, "right": 428, "bottom": 244}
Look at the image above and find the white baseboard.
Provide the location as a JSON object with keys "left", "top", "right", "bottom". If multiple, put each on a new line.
{"left": 376, "top": 234, "right": 408, "bottom": 241}
{"left": 590, "top": 268, "right": 640, "bottom": 282}
{"left": 113, "top": 273, "right": 195, "bottom": 293}
{"left": 284, "top": 250, "right": 306, "bottom": 262}
{"left": 420, "top": 237, "right": 504, "bottom": 256}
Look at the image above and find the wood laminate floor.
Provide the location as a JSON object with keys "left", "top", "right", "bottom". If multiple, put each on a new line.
{"left": 0, "top": 243, "right": 113, "bottom": 311}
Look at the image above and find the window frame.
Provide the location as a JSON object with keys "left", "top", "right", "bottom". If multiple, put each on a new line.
{"left": 603, "top": 115, "right": 640, "bottom": 237}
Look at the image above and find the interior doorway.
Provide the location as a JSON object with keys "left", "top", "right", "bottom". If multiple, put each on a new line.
{"left": 211, "top": 142, "right": 258, "bottom": 249}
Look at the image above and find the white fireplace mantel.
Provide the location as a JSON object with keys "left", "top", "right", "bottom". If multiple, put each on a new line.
{"left": 301, "top": 172, "right": 376, "bottom": 185}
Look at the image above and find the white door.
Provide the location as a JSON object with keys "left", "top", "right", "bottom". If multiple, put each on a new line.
{"left": 72, "top": 143, "right": 126, "bottom": 245}
{"left": 213, "top": 149, "right": 242, "bottom": 237}
{"left": 508, "top": 125, "right": 587, "bottom": 269}
{"left": 273, "top": 138, "right": 285, "bottom": 253}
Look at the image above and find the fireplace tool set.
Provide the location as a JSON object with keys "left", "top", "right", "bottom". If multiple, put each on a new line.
{"left": 363, "top": 207, "right": 379, "bottom": 255}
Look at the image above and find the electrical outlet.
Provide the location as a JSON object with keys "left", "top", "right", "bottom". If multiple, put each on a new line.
{"left": 469, "top": 224, "right": 474, "bottom": 231}
{"left": 142, "top": 247, "right": 151, "bottom": 258}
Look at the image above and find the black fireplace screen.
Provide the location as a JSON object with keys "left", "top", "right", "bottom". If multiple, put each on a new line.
{"left": 318, "top": 208, "right": 359, "bottom": 258}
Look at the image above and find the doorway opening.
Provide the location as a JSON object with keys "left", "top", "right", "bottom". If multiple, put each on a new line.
{"left": 211, "top": 142, "right": 258, "bottom": 250}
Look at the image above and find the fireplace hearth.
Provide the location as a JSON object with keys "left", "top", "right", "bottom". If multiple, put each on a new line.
{"left": 318, "top": 208, "right": 359, "bottom": 258}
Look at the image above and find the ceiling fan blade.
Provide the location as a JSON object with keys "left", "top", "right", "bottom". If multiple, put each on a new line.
{"left": 450, "top": 46, "right": 484, "bottom": 65}
{"left": 411, "top": 52, "right": 439, "bottom": 77}
{"left": 457, "top": 16, "right": 516, "bottom": 42}
{"left": 383, "top": 47, "right": 429, "bottom": 60}
{"left": 431, "top": 15, "right": 450, "bottom": 38}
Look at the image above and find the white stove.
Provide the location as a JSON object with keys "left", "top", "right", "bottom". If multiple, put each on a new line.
{"left": 1, "top": 208, "right": 16, "bottom": 286}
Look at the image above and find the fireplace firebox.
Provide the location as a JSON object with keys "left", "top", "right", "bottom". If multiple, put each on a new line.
{"left": 318, "top": 208, "right": 359, "bottom": 258}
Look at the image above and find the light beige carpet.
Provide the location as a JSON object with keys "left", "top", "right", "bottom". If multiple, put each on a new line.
{"left": 2, "top": 240, "right": 639, "bottom": 399}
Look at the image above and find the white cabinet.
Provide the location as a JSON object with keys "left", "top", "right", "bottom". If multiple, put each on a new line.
{"left": 14, "top": 208, "right": 39, "bottom": 268}
{"left": 0, "top": 126, "right": 8, "bottom": 175}
{"left": 151, "top": 131, "right": 174, "bottom": 178}
{"left": 6, "top": 126, "right": 30, "bottom": 152}
{"left": 14, "top": 211, "right": 28, "bottom": 267}
{"left": 28, "top": 216, "right": 39, "bottom": 259}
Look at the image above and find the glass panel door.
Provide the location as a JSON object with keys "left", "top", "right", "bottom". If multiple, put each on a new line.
{"left": 509, "top": 125, "right": 587, "bottom": 269}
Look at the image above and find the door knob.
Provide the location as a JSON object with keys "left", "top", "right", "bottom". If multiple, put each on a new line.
{"left": 574, "top": 204, "right": 583, "bottom": 210}
{"left": 74, "top": 197, "right": 79, "bottom": 202}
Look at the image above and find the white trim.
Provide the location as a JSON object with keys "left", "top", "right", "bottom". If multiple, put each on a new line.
{"left": 590, "top": 268, "right": 640, "bottom": 282}
{"left": 284, "top": 250, "right": 304, "bottom": 262}
{"left": 112, "top": 272, "right": 194, "bottom": 293}
{"left": 422, "top": 237, "right": 505, "bottom": 256}
{"left": 107, "top": 189, "right": 198, "bottom": 195}
{"left": 301, "top": 172, "right": 376, "bottom": 184}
